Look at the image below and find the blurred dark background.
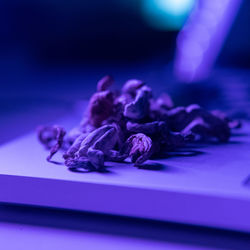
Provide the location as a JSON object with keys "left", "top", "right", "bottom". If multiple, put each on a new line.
{"left": 0, "top": 0, "right": 250, "bottom": 143}
{"left": 0, "top": 0, "right": 177, "bottom": 65}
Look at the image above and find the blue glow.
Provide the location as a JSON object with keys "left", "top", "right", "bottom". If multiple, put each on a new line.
{"left": 142, "top": 0, "right": 195, "bottom": 30}
{"left": 155, "top": 0, "right": 195, "bottom": 15}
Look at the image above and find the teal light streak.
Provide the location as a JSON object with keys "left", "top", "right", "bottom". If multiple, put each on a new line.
{"left": 142, "top": 0, "right": 195, "bottom": 30}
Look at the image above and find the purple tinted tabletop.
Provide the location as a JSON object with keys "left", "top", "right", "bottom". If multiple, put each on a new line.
{"left": 1, "top": 112, "right": 250, "bottom": 233}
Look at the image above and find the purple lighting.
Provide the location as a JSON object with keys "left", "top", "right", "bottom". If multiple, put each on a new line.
{"left": 174, "top": 0, "right": 242, "bottom": 82}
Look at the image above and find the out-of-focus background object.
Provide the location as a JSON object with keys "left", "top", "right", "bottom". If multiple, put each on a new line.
{"left": 141, "top": 0, "right": 195, "bottom": 30}
{"left": 174, "top": 0, "right": 242, "bottom": 82}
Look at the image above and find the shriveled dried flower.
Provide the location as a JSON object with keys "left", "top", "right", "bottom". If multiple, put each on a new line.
{"left": 124, "top": 86, "right": 152, "bottom": 120}
{"left": 97, "top": 75, "right": 114, "bottom": 92}
{"left": 38, "top": 75, "right": 241, "bottom": 172}
{"left": 37, "top": 125, "right": 66, "bottom": 161}
{"left": 122, "top": 79, "right": 145, "bottom": 97}
{"left": 125, "top": 133, "right": 153, "bottom": 166}
{"left": 88, "top": 91, "right": 114, "bottom": 127}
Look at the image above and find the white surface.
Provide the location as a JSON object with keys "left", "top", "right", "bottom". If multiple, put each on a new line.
{"left": 1, "top": 116, "right": 250, "bottom": 232}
